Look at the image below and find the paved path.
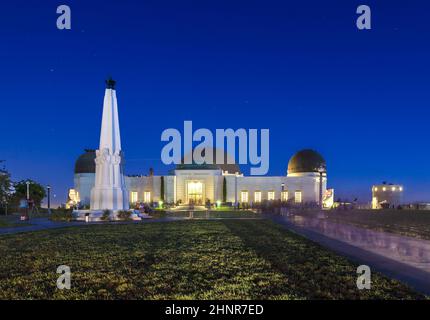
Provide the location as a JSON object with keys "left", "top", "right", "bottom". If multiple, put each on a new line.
{"left": 0, "top": 216, "right": 261, "bottom": 236}
{"left": 269, "top": 214, "right": 430, "bottom": 295}
{"left": 0, "top": 218, "right": 86, "bottom": 235}
{"left": 0, "top": 217, "right": 186, "bottom": 235}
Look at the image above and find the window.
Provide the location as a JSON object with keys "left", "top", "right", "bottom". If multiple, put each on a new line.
{"left": 144, "top": 191, "right": 151, "bottom": 203}
{"left": 254, "top": 191, "right": 262, "bottom": 203}
{"left": 294, "top": 191, "right": 302, "bottom": 204}
{"left": 241, "top": 191, "right": 249, "bottom": 203}
{"left": 68, "top": 189, "right": 80, "bottom": 203}
{"left": 130, "top": 191, "right": 138, "bottom": 203}
{"left": 281, "top": 191, "right": 288, "bottom": 202}
{"left": 372, "top": 197, "right": 378, "bottom": 209}
{"left": 268, "top": 191, "right": 275, "bottom": 201}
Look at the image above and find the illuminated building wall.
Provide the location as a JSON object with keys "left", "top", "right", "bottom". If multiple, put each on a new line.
{"left": 372, "top": 184, "right": 403, "bottom": 209}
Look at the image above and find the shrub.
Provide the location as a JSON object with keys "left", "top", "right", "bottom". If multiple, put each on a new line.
{"left": 101, "top": 209, "right": 111, "bottom": 221}
{"left": 117, "top": 210, "right": 132, "bottom": 221}
{"left": 50, "top": 209, "right": 73, "bottom": 222}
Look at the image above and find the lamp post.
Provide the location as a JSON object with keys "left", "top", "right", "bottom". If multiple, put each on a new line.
{"left": 26, "top": 181, "right": 30, "bottom": 201}
{"left": 47, "top": 185, "right": 51, "bottom": 214}
{"left": 317, "top": 166, "right": 325, "bottom": 210}
{"left": 26, "top": 181, "right": 30, "bottom": 218}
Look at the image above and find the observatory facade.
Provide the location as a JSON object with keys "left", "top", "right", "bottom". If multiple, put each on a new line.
{"left": 70, "top": 79, "right": 333, "bottom": 210}
{"left": 73, "top": 149, "right": 332, "bottom": 208}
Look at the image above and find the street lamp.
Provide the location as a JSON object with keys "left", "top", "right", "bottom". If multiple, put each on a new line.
{"left": 26, "top": 181, "right": 30, "bottom": 201}
{"left": 317, "top": 166, "right": 325, "bottom": 210}
{"left": 26, "top": 181, "right": 30, "bottom": 219}
{"left": 47, "top": 185, "right": 51, "bottom": 214}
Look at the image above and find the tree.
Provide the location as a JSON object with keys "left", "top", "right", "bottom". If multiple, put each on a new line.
{"left": 222, "top": 177, "right": 227, "bottom": 203}
{"left": 0, "top": 165, "right": 13, "bottom": 215}
{"left": 160, "top": 176, "right": 165, "bottom": 202}
{"left": 12, "top": 180, "right": 46, "bottom": 208}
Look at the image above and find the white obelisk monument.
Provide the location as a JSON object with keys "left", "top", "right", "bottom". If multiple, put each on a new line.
{"left": 90, "top": 78, "right": 129, "bottom": 211}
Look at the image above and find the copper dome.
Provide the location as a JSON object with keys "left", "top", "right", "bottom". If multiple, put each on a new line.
{"left": 74, "top": 149, "right": 96, "bottom": 174}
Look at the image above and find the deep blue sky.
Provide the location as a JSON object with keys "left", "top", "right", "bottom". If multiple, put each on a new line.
{"left": 1, "top": 0, "right": 429, "bottom": 205}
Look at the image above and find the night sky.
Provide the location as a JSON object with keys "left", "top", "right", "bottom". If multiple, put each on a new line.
{"left": 1, "top": 0, "right": 429, "bottom": 205}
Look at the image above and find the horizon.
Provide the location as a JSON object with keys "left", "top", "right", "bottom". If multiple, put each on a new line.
{"left": 1, "top": 0, "right": 430, "bottom": 205}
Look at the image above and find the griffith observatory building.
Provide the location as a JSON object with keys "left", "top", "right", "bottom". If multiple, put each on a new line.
{"left": 69, "top": 79, "right": 333, "bottom": 210}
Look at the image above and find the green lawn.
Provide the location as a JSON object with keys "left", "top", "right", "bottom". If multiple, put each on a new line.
{"left": 324, "top": 210, "right": 430, "bottom": 240}
{"left": 0, "top": 220, "right": 424, "bottom": 299}
{"left": 0, "top": 215, "right": 30, "bottom": 228}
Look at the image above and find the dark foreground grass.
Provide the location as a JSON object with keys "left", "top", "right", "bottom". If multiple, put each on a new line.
{"left": 0, "top": 220, "right": 424, "bottom": 299}
{"left": 324, "top": 210, "right": 430, "bottom": 240}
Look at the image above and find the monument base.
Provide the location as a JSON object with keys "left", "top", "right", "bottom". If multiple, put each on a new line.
{"left": 90, "top": 186, "right": 129, "bottom": 211}
{"left": 72, "top": 209, "right": 150, "bottom": 222}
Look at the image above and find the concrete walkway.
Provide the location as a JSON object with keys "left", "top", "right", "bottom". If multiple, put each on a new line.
{"left": 270, "top": 214, "right": 430, "bottom": 295}
{"left": 0, "top": 217, "right": 186, "bottom": 235}
{"left": 0, "top": 218, "right": 90, "bottom": 235}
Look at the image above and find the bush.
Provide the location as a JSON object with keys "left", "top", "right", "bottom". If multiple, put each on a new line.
{"left": 117, "top": 210, "right": 131, "bottom": 221}
{"left": 50, "top": 209, "right": 73, "bottom": 222}
{"left": 101, "top": 209, "right": 111, "bottom": 221}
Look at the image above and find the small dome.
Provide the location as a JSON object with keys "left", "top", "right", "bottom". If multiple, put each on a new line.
{"left": 287, "top": 149, "right": 326, "bottom": 174}
{"left": 176, "top": 147, "right": 241, "bottom": 174}
{"left": 74, "top": 149, "right": 96, "bottom": 174}
{"left": 74, "top": 149, "right": 125, "bottom": 174}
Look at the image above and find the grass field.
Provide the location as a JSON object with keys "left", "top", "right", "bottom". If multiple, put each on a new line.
{"left": 323, "top": 210, "right": 430, "bottom": 240}
{"left": 0, "top": 215, "right": 30, "bottom": 228}
{"left": 0, "top": 219, "right": 424, "bottom": 299}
